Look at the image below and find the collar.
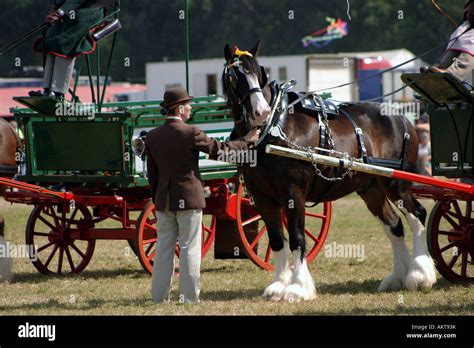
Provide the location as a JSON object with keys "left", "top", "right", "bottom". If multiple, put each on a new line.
{"left": 166, "top": 116, "right": 183, "bottom": 121}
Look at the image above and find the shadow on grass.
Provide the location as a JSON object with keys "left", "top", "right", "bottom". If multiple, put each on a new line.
{"left": 201, "top": 265, "right": 243, "bottom": 274}
{"left": 0, "top": 289, "right": 265, "bottom": 312}
{"left": 0, "top": 296, "right": 153, "bottom": 312}
{"left": 295, "top": 301, "right": 474, "bottom": 316}
{"left": 11, "top": 268, "right": 147, "bottom": 284}
{"left": 317, "top": 277, "right": 472, "bottom": 295}
{"left": 200, "top": 288, "right": 263, "bottom": 301}
{"left": 317, "top": 279, "right": 381, "bottom": 294}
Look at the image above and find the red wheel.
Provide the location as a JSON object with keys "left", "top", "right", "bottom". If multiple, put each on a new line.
{"left": 236, "top": 181, "right": 331, "bottom": 271}
{"left": 26, "top": 203, "right": 95, "bottom": 275}
{"left": 135, "top": 201, "right": 216, "bottom": 274}
{"left": 427, "top": 200, "right": 474, "bottom": 283}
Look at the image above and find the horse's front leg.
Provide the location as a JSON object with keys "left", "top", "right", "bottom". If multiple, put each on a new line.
{"left": 256, "top": 198, "right": 292, "bottom": 301}
{"left": 283, "top": 186, "right": 316, "bottom": 302}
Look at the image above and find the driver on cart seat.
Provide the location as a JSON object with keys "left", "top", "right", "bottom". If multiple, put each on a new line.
{"left": 28, "top": 0, "right": 106, "bottom": 99}
{"left": 428, "top": 0, "right": 474, "bottom": 85}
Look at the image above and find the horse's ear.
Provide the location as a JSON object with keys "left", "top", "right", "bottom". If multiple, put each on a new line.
{"left": 224, "top": 44, "right": 233, "bottom": 63}
{"left": 249, "top": 40, "right": 261, "bottom": 58}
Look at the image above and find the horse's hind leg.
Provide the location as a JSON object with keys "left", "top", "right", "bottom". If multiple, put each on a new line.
{"left": 383, "top": 179, "right": 437, "bottom": 291}
{"left": 359, "top": 184, "right": 411, "bottom": 291}
{"left": 282, "top": 186, "right": 316, "bottom": 302}
{"left": 256, "top": 198, "right": 292, "bottom": 301}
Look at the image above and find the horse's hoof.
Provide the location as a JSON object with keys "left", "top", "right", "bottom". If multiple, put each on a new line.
{"left": 262, "top": 281, "right": 286, "bottom": 301}
{"left": 283, "top": 284, "right": 311, "bottom": 302}
{"left": 378, "top": 272, "right": 406, "bottom": 292}
{"left": 405, "top": 256, "right": 437, "bottom": 291}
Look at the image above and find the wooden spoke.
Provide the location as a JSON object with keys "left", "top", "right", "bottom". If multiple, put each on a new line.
{"left": 305, "top": 228, "right": 319, "bottom": 242}
{"left": 451, "top": 201, "right": 463, "bottom": 218}
{"left": 250, "top": 226, "right": 267, "bottom": 250}
{"left": 37, "top": 242, "right": 54, "bottom": 253}
{"left": 144, "top": 222, "right": 157, "bottom": 231}
{"left": 264, "top": 244, "right": 272, "bottom": 263}
{"left": 44, "top": 244, "right": 59, "bottom": 269}
{"left": 66, "top": 207, "right": 79, "bottom": 229}
{"left": 57, "top": 247, "right": 64, "bottom": 274}
{"left": 64, "top": 246, "right": 76, "bottom": 272}
{"left": 448, "top": 252, "right": 461, "bottom": 270}
{"left": 461, "top": 249, "right": 468, "bottom": 277}
{"left": 147, "top": 251, "right": 156, "bottom": 262}
{"left": 441, "top": 212, "right": 460, "bottom": 229}
{"left": 439, "top": 242, "right": 456, "bottom": 253}
{"left": 145, "top": 242, "right": 154, "bottom": 255}
{"left": 33, "top": 231, "right": 53, "bottom": 237}
{"left": 37, "top": 215, "right": 57, "bottom": 231}
{"left": 242, "top": 214, "right": 261, "bottom": 227}
{"left": 69, "top": 242, "right": 86, "bottom": 259}
{"left": 305, "top": 212, "right": 326, "bottom": 219}
{"left": 142, "top": 238, "right": 157, "bottom": 245}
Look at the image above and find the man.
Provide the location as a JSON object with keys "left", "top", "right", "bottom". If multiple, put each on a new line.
{"left": 146, "top": 87, "right": 260, "bottom": 304}
{"left": 29, "top": 0, "right": 105, "bottom": 98}
{"left": 430, "top": 0, "right": 474, "bottom": 83}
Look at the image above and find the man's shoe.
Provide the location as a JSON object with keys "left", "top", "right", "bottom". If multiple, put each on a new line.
{"left": 28, "top": 89, "right": 53, "bottom": 97}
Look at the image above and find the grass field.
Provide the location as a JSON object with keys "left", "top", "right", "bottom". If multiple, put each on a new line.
{"left": 0, "top": 195, "right": 472, "bottom": 315}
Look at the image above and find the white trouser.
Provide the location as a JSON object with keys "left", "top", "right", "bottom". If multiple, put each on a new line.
{"left": 437, "top": 50, "right": 474, "bottom": 84}
{"left": 43, "top": 55, "right": 76, "bottom": 94}
{"left": 151, "top": 197, "right": 202, "bottom": 304}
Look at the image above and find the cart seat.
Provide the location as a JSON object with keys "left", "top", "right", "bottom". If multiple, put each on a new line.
{"left": 401, "top": 72, "right": 473, "bottom": 106}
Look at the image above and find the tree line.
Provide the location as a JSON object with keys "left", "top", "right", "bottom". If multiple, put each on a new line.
{"left": 0, "top": 0, "right": 466, "bottom": 83}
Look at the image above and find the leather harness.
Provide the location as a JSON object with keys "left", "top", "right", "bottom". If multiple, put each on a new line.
{"left": 267, "top": 82, "right": 412, "bottom": 172}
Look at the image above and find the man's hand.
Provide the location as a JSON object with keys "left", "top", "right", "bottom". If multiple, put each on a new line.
{"left": 46, "top": 11, "right": 62, "bottom": 23}
{"left": 244, "top": 128, "right": 261, "bottom": 143}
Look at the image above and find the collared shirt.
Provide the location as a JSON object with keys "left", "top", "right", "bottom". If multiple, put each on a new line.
{"left": 166, "top": 116, "right": 182, "bottom": 121}
{"left": 448, "top": 21, "right": 474, "bottom": 56}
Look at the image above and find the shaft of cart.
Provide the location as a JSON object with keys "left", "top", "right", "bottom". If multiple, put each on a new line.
{"left": 265, "top": 144, "right": 474, "bottom": 196}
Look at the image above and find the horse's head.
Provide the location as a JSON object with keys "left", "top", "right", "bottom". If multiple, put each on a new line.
{"left": 222, "top": 41, "right": 271, "bottom": 128}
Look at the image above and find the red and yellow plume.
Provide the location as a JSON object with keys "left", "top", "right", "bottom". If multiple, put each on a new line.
{"left": 233, "top": 45, "right": 253, "bottom": 58}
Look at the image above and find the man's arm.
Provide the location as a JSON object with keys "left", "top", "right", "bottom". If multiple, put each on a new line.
{"left": 194, "top": 127, "right": 248, "bottom": 160}
{"left": 145, "top": 144, "right": 158, "bottom": 204}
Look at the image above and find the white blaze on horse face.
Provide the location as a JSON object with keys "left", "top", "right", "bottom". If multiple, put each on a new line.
{"left": 239, "top": 66, "right": 271, "bottom": 127}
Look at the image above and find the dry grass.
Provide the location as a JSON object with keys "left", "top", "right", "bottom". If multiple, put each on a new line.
{"left": 0, "top": 195, "right": 472, "bottom": 315}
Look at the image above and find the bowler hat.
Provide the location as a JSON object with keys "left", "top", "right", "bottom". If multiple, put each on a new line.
{"left": 160, "top": 87, "right": 193, "bottom": 109}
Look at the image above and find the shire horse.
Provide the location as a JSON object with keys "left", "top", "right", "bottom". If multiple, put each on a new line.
{"left": 223, "top": 41, "right": 436, "bottom": 301}
{"left": 0, "top": 118, "right": 19, "bottom": 282}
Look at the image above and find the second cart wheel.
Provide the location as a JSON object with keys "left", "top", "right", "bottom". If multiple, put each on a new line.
{"left": 25, "top": 203, "right": 95, "bottom": 275}
{"left": 427, "top": 200, "right": 474, "bottom": 283}
{"left": 236, "top": 181, "right": 331, "bottom": 271}
{"left": 135, "top": 201, "right": 217, "bottom": 274}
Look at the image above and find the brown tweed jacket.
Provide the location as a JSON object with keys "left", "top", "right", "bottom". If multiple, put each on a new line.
{"left": 145, "top": 119, "right": 248, "bottom": 211}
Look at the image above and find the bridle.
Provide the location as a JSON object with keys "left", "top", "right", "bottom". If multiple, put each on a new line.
{"left": 224, "top": 58, "right": 268, "bottom": 125}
